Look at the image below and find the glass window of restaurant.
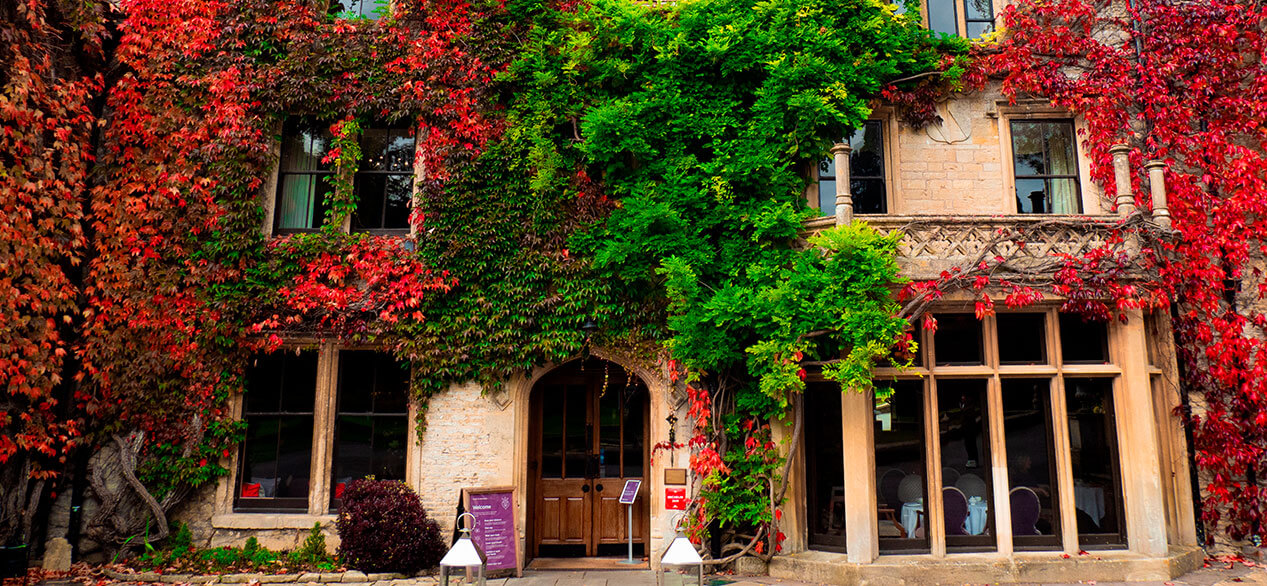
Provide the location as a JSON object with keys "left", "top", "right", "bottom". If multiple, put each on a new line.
{"left": 806, "top": 308, "right": 1128, "bottom": 554}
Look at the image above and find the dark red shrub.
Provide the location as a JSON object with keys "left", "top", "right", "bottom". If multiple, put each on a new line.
{"left": 336, "top": 480, "right": 446, "bottom": 573}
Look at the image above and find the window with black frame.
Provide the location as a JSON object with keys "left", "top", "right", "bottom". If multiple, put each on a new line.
{"left": 1012, "top": 120, "right": 1082, "bottom": 214}
{"left": 275, "top": 119, "right": 335, "bottom": 233}
{"left": 926, "top": 0, "right": 993, "bottom": 37}
{"left": 329, "top": 0, "right": 390, "bottom": 19}
{"left": 1002, "top": 378, "right": 1062, "bottom": 549}
{"left": 1065, "top": 377, "right": 1126, "bottom": 546}
{"left": 352, "top": 126, "right": 415, "bottom": 233}
{"left": 805, "top": 382, "right": 846, "bottom": 552}
{"left": 874, "top": 380, "right": 929, "bottom": 553}
{"left": 818, "top": 121, "right": 886, "bottom": 216}
{"left": 330, "top": 351, "right": 410, "bottom": 507}
{"left": 237, "top": 352, "right": 318, "bottom": 512}
{"left": 937, "top": 379, "right": 996, "bottom": 552}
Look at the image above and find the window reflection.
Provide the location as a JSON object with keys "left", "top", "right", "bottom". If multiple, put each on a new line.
{"left": 331, "top": 351, "right": 409, "bottom": 506}
{"left": 875, "top": 380, "right": 928, "bottom": 553}
{"left": 1001, "top": 379, "right": 1061, "bottom": 548}
{"left": 806, "top": 383, "right": 845, "bottom": 552}
{"left": 819, "top": 121, "right": 887, "bottom": 216}
{"left": 238, "top": 352, "right": 318, "bottom": 512}
{"left": 1011, "top": 120, "right": 1081, "bottom": 214}
{"left": 1065, "top": 378, "right": 1126, "bottom": 546}
{"left": 1059, "top": 314, "right": 1109, "bottom": 363}
{"left": 933, "top": 314, "right": 984, "bottom": 366}
{"left": 353, "top": 126, "right": 415, "bottom": 232}
{"left": 937, "top": 379, "right": 995, "bottom": 551}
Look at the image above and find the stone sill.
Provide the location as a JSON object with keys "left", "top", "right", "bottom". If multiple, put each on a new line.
{"left": 769, "top": 545, "right": 1205, "bottom": 584}
{"left": 211, "top": 514, "right": 337, "bottom": 530}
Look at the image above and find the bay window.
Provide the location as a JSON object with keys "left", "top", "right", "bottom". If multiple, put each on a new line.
{"left": 805, "top": 308, "right": 1128, "bottom": 555}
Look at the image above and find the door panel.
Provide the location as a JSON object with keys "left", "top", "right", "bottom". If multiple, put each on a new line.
{"left": 538, "top": 478, "right": 590, "bottom": 546}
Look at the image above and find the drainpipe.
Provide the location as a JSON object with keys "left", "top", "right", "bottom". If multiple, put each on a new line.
{"left": 1109, "top": 144, "right": 1137, "bottom": 215}
{"left": 1145, "top": 160, "right": 1171, "bottom": 230}
{"left": 830, "top": 142, "right": 853, "bottom": 226}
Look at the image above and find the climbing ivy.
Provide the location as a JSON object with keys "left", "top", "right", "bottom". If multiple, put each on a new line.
{"left": 2, "top": 0, "right": 955, "bottom": 554}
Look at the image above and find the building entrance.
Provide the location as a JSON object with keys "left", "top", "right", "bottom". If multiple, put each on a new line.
{"left": 528, "top": 358, "right": 649, "bottom": 558}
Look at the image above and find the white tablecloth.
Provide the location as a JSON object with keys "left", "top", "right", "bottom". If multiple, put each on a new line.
{"left": 965, "top": 499, "right": 989, "bottom": 535}
{"left": 1074, "top": 484, "right": 1106, "bottom": 526}
{"left": 901, "top": 502, "right": 922, "bottom": 538}
{"left": 900, "top": 500, "right": 989, "bottom": 537}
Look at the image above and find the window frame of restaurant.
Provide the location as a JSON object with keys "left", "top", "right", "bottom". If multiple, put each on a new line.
{"left": 920, "top": 0, "right": 998, "bottom": 39}
{"left": 803, "top": 307, "right": 1130, "bottom": 557}
{"left": 225, "top": 343, "right": 417, "bottom": 517}
{"left": 810, "top": 113, "right": 898, "bottom": 217}
{"left": 996, "top": 108, "right": 1103, "bottom": 216}
{"left": 263, "top": 118, "right": 421, "bottom": 239}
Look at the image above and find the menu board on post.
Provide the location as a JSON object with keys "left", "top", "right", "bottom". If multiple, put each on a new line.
{"left": 461, "top": 487, "right": 520, "bottom": 576}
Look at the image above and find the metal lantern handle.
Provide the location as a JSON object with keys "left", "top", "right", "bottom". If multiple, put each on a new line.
{"left": 456, "top": 512, "right": 477, "bottom": 535}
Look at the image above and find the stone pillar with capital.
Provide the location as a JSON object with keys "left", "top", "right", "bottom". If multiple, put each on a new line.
{"left": 1109, "top": 144, "right": 1136, "bottom": 216}
{"left": 1145, "top": 160, "right": 1171, "bottom": 230}
{"left": 830, "top": 142, "right": 853, "bottom": 226}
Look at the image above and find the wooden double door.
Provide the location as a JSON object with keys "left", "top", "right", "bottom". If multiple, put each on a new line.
{"left": 530, "top": 358, "right": 649, "bottom": 557}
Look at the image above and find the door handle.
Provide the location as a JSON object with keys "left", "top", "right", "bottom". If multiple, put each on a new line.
{"left": 582, "top": 484, "right": 591, "bottom": 493}
{"left": 595, "top": 483, "right": 604, "bottom": 492}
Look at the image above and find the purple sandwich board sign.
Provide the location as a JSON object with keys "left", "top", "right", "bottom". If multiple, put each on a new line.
{"left": 462, "top": 487, "right": 520, "bottom": 575}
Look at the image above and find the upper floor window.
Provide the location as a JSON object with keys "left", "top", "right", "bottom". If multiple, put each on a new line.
{"left": 330, "top": 0, "right": 390, "bottom": 19}
{"left": 276, "top": 119, "right": 334, "bottom": 233}
{"left": 352, "top": 126, "right": 415, "bottom": 233}
{"left": 818, "top": 120, "right": 887, "bottom": 216}
{"left": 273, "top": 119, "right": 416, "bottom": 235}
{"left": 1011, "top": 120, "right": 1082, "bottom": 214}
{"left": 927, "top": 0, "right": 994, "bottom": 38}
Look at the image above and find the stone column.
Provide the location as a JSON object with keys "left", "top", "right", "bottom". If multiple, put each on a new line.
{"left": 831, "top": 142, "right": 853, "bottom": 226}
{"left": 1109, "top": 144, "right": 1136, "bottom": 216}
{"left": 842, "top": 388, "right": 878, "bottom": 563}
{"left": 1145, "top": 160, "right": 1171, "bottom": 230}
{"left": 1113, "top": 309, "right": 1169, "bottom": 557}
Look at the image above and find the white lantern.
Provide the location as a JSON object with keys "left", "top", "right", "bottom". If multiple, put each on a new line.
{"left": 439, "top": 513, "right": 487, "bottom": 586}
{"left": 657, "top": 528, "right": 703, "bottom": 586}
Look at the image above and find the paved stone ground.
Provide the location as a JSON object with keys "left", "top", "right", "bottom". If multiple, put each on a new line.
{"left": 8, "top": 560, "right": 1267, "bottom": 586}
{"left": 470, "top": 560, "right": 1267, "bottom": 586}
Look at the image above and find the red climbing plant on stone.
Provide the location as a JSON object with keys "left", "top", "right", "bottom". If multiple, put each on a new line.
{"left": 944, "top": 0, "right": 1267, "bottom": 543}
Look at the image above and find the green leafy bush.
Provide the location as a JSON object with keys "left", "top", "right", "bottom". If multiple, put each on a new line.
{"left": 131, "top": 524, "right": 335, "bottom": 574}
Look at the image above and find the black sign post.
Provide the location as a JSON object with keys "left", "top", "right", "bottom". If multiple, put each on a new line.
{"left": 618, "top": 479, "right": 642, "bottom": 565}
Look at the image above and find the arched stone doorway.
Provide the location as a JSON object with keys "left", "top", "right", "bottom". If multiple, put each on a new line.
{"left": 527, "top": 357, "right": 650, "bottom": 559}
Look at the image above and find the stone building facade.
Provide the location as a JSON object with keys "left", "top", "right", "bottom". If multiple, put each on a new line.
{"left": 154, "top": 2, "right": 1207, "bottom": 584}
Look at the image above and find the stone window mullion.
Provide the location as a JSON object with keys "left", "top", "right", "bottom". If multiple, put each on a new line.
{"left": 309, "top": 342, "right": 340, "bottom": 515}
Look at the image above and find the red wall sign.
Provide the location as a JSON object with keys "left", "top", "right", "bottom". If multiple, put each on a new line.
{"left": 665, "top": 487, "right": 688, "bottom": 510}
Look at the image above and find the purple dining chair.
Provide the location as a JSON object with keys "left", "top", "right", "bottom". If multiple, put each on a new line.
{"left": 942, "top": 486, "right": 970, "bottom": 536}
{"left": 1010, "top": 486, "right": 1042, "bottom": 536}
